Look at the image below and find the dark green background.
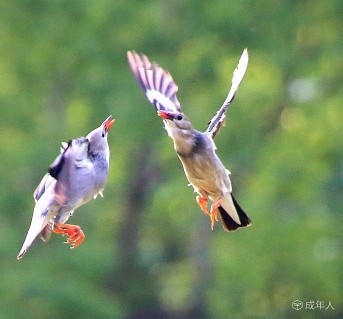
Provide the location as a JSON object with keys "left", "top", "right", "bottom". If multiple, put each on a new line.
{"left": 1, "top": 1, "right": 342, "bottom": 318}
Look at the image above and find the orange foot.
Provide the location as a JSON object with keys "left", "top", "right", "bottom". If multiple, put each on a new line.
{"left": 209, "top": 198, "right": 222, "bottom": 230}
{"left": 53, "top": 223, "right": 85, "bottom": 249}
{"left": 196, "top": 195, "right": 209, "bottom": 214}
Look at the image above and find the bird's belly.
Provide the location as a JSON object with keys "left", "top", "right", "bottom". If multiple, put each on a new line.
{"left": 63, "top": 175, "right": 105, "bottom": 211}
{"left": 179, "top": 154, "right": 229, "bottom": 198}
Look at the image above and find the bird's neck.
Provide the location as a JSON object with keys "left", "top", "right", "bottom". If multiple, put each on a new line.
{"left": 167, "top": 126, "right": 198, "bottom": 157}
{"left": 89, "top": 148, "right": 110, "bottom": 167}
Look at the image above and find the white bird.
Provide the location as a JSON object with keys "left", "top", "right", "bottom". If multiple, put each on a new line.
{"left": 17, "top": 116, "right": 115, "bottom": 259}
{"left": 127, "top": 49, "right": 251, "bottom": 231}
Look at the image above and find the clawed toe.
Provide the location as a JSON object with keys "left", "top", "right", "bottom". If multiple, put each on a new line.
{"left": 209, "top": 198, "right": 222, "bottom": 230}
{"left": 196, "top": 195, "right": 209, "bottom": 214}
{"left": 53, "top": 223, "right": 85, "bottom": 249}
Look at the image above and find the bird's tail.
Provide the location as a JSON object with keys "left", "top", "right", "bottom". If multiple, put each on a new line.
{"left": 39, "top": 220, "right": 54, "bottom": 242}
{"left": 218, "top": 194, "right": 251, "bottom": 231}
{"left": 17, "top": 209, "right": 52, "bottom": 260}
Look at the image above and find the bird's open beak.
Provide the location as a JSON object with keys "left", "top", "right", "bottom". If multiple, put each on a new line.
{"left": 103, "top": 115, "right": 115, "bottom": 131}
{"left": 157, "top": 110, "right": 174, "bottom": 120}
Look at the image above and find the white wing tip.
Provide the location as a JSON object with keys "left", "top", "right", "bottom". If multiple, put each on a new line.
{"left": 241, "top": 48, "right": 249, "bottom": 67}
{"left": 237, "top": 48, "right": 249, "bottom": 73}
{"left": 230, "top": 48, "right": 249, "bottom": 90}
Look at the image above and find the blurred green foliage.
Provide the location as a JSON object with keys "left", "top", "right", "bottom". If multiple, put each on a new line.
{"left": 0, "top": 0, "right": 342, "bottom": 318}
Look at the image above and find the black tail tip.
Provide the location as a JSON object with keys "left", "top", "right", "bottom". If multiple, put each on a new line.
{"left": 218, "top": 195, "right": 251, "bottom": 232}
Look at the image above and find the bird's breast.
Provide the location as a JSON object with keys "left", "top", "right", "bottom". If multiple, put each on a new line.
{"left": 178, "top": 150, "right": 230, "bottom": 197}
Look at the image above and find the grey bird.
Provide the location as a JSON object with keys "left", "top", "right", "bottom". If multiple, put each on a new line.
{"left": 17, "top": 116, "right": 115, "bottom": 259}
{"left": 127, "top": 49, "right": 251, "bottom": 231}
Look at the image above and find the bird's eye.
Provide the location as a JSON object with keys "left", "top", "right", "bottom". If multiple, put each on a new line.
{"left": 102, "top": 132, "right": 105, "bottom": 138}
{"left": 176, "top": 114, "right": 183, "bottom": 121}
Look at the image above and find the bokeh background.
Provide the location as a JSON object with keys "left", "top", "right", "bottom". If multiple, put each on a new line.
{"left": 1, "top": 1, "right": 342, "bottom": 318}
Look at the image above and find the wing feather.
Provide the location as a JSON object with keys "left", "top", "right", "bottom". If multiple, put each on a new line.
{"left": 205, "top": 49, "right": 249, "bottom": 139}
{"left": 127, "top": 51, "right": 182, "bottom": 113}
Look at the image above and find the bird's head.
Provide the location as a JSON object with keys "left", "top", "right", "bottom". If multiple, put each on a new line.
{"left": 86, "top": 115, "right": 115, "bottom": 153}
{"left": 157, "top": 110, "right": 192, "bottom": 131}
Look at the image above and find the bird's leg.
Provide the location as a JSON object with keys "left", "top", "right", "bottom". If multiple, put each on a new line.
{"left": 196, "top": 195, "right": 209, "bottom": 214}
{"left": 53, "top": 223, "right": 85, "bottom": 249}
{"left": 209, "top": 198, "right": 222, "bottom": 230}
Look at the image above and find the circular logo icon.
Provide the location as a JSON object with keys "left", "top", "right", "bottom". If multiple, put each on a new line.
{"left": 292, "top": 300, "right": 303, "bottom": 310}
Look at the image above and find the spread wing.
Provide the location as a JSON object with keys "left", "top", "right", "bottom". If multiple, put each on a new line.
{"left": 127, "top": 50, "right": 182, "bottom": 113}
{"left": 205, "top": 49, "right": 249, "bottom": 139}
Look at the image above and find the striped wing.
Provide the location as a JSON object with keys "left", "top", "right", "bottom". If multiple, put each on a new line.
{"left": 127, "top": 51, "right": 182, "bottom": 113}
{"left": 205, "top": 49, "right": 249, "bottom": 139}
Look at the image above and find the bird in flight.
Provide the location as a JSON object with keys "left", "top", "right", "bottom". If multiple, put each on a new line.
{"left": 17, "top": 116, "right": 115, "bottom": 259}
{"left": 127, "top": 49, "right": 251, "bottom": 231}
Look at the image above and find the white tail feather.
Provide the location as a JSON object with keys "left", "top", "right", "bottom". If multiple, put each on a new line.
{"left": 220, "top": 193, "right": 241, "bottom": 225}
{"left": 17, "top": 197, "right": 56, "bottom": 260}
{"left": 17, "top": 214, "right": 49, "bottom": 259}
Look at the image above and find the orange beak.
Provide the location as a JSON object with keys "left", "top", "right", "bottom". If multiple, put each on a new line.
{"left": 103, "top": 115, "right": 115, "bottom": 131}
{"left": 157, "top": 110, "right": 173, "bottom": 120}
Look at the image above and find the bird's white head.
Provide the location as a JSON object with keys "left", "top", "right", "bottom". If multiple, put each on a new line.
{"left": 157, "top": 110, "right": 195, "bottom": 152}
{"left": 157, "top": 110, "right": 192, "bottom": 131}
{"left": 86, "top": 115, "right": 115, "bottom": 153}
